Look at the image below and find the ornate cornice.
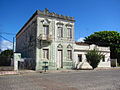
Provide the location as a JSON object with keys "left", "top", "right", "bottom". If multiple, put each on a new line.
{"left": 37, "top": 8, "right": 75, "bottom": 22}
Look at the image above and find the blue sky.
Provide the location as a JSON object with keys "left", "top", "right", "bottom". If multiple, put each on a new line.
{"left": 0, "top": 0, "right": 120, "bottom": 50}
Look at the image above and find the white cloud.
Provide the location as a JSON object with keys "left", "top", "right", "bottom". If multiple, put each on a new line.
{"left": 0, "top": 40, "right": 13, "bottom": 51}
{"left": 77, "top": 37, "right": 85, "bottom": 42}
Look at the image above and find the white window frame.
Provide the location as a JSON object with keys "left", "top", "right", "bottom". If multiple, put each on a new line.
{"left": 43, "top": 25, "right": 49, "bottom": 35}
{"left": 58, "top": 27, "right": 63, "bottom": 38}
{"left": 67, "top": 28, "right": 72, "bottom": 39}
{"left": 43, "top": 49, "right": 49, "bottom": 60}
{"left": 67, "top": 50, "right": 72, "bottom": 60}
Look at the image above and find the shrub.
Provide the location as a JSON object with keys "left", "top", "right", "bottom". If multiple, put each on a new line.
{"left": 86, "top": 49, "right": 103, "bottom": 69}
{"left": 0, "top": 50, "right": 13, "bottom": 66}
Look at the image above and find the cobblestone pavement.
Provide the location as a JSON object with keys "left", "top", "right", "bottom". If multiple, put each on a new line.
{"left": 0, "top": 69, "right": 120, "bottom": 90}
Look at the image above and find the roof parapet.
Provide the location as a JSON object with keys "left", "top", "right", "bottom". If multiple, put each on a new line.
{"left": 37, "top": 8, "right": 75, "bottom": 22}
{"left": 16, "top": 8, "right": 75, "bottom": 37}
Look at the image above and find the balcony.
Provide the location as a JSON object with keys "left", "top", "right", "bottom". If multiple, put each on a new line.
{"left": 38, "top": 34, "right": 52, "bottom": 41}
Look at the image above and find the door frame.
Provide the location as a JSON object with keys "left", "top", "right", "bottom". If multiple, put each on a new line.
{"left": 57, "top": 49, "right": 63, "bottom": 68}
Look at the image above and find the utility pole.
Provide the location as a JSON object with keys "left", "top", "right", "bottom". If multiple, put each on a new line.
{"left": 13, "top": 37, "right": 18, "bottom": 71}
{"left": 13, "top": 37, "right": 15, "bottom": 53}
{"left": 13, "top": 37, "right": 15, "bottom": 70}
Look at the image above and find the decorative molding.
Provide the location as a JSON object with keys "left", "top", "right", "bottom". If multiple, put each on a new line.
{"left": 41, "top": 18, "right": 50, "bottom": 25}
{"left": 66, "top": 23, "right": 72, "bottom": 27}
{"left": 43, "top": 8, "right": 49, "bottom": 14}
{"left": 67, "top": 44, "right": 72, "bottom": 49}
{"left": 56, "top": 22, "right": 64, "bottom": 26}
{"left": 57, "top": 44, "right": 63, "bottom": 48}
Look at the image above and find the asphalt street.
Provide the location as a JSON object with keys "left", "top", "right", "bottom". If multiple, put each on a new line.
{"left": 0, "top": 69, "right": 120, "bottom": 90}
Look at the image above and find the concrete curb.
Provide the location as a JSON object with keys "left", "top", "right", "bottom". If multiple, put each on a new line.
{"left": 0, "top": 71, "right": 19, "bottom": 76}
{"left": 1, "top": 67, "right": 120, "bottom": 75}
{"left": 95, "top": 67, "right": 120, "bottom": 70}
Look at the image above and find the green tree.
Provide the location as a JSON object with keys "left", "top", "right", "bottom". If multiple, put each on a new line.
{"left": 84, "top": 31, "right": 120, "bottom": 64}
{"left": 86, "top": 49, "right": 103, "bottom": 69}
{"left": 0, "top": 50, "right": 13, "bottom": 66}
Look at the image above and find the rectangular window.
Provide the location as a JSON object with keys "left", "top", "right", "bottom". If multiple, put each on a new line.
{"left": 68, "top": 28, "right": 72, "bottom": 39}
{"left": 43, "top": 25, "right": 49, "bottom": 35}
{"left": 68, "top": 50, "right": 72, "bottom": 60}
{"left": 58, "top": 27, "right": 63, "bottom": 38}
{"left": 43, "top": 49, "right": 49, "bottom": 59}
{"left": 102, "top": 55, "right": 105, "bottom": 62}
{"left": 78, "top": 54, "right": 82, "bottom": 62}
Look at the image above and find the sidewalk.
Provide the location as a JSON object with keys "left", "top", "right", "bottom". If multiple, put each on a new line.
{"left": 0, "top": 67, "right": 120, "bottom": 75}
{"left": 95, "top": 67, "right": 120, "bottom": 70}
{"left": 0, "top": 71, "right": 19, "bottom": 75}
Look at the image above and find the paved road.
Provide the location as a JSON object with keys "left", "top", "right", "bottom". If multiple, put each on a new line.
{"left": 0, "top": 69, "right": 120, "bottom": 90}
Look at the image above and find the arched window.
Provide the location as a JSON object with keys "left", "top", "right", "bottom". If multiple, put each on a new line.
{"left": 67, "top": 44, "right": 72, "bottom": 60}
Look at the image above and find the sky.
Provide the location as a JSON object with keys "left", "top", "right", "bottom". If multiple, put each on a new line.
{"left": 0, "top": 0, "right": 120, "bottom": 50}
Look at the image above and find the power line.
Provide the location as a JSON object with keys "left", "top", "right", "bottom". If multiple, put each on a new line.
{"left": 0, "top": 35, "right": 13, "bottom": 43}
{"left": 0, "top": 32, "right": 15, "bottom": 35}
{"left": 0, "top": 32, "right": 15, "bottom": 51}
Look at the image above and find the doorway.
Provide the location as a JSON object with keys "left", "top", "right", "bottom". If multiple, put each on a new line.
{"left": 57, "top": 50, "right": 63, "bottom": 68}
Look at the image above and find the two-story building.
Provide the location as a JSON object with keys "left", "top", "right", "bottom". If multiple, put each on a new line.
{"left": 16, "top": 9, "right": 111, "bottom": 70}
